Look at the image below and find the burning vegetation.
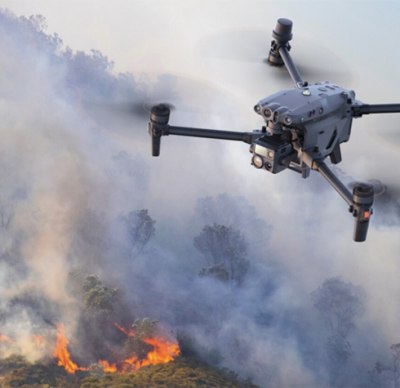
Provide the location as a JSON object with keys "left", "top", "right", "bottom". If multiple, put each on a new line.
{"left": 0, "top": 333, "right": 16, "bottom": 345}
{"left": 0, "top": 292, "right": 255, "bottom": 388}
{"left": 1, "top": 317, "right": 180, "bottom": 376}
{"left": 53, "top": 323, "right": 89, "bottom": 374}
{"left": 53, "top": 319, "right": 180, "bottom": 375}
{"left": 0, "top": 271, "right": 181, "bottom": 382}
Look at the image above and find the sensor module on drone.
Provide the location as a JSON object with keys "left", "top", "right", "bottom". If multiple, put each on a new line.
{"left": 147, "top": 18, "right": 400, "bottom": 242}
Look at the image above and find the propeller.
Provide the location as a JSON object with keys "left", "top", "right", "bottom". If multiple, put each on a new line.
{"left": 195, "top": 28, "right": 356, "bottom": 88}
{"left": 348, "top": 180, "right": 386, "bottom": 198}
{"left": 149, "top": 104, "right": 171, "bottom": 157}
{"left": 80, "top": 74, "right": 247, "bottom": 142}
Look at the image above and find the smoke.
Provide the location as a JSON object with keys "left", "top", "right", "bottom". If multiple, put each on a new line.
{"left": 0, "top": 4, "right": 400, "bottom": 388}
{"left": 0, "top": 9, "right": 145, "bottom": 354}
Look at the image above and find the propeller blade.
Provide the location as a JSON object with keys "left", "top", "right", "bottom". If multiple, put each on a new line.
{"left": 80, "top": 74, "right": 247, "bottom": 140}
{"left": 348, "top": 180, "right": 387, "bottom": 198}
{"left": 196, "top": 29, "right": 355, "bottom": 87}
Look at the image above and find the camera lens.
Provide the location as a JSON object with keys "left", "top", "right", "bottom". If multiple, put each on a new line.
{"left": 263, "top": 108, "right": 272, "bottom": 118}
{"left": 252, "top": 155, "right": 264, "bottom": 169}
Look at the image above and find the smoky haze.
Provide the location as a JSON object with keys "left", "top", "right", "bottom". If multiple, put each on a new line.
{"left": 0, "top": 5, "right": 400, "bottom": 388}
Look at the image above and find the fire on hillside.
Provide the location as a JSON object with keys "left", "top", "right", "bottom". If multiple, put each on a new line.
{"left": 0, "top": 322, "right": 180, "bottom": 374}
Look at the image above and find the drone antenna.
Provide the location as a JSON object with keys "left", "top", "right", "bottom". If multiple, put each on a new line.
{"left": 268, "top": 18, "right": 307, "bottom": 88}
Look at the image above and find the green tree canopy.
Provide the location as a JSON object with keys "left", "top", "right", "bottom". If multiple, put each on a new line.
{"left": 124, "top": 318, "right": 159, "bottom": 361}
{"left": 311, "top": 276, "right": 365, "bottom": 339}
{"left": 312, "top": 277, "right": 365, "bottom": 383}
{"left": 120, "top": 209, "right": 156, "bottom": 257}
{"left": 194, "top": 224, "right": 249, "bottom": 285}
{"left": 83, "top": 275, "right": 118, "bottom": 321}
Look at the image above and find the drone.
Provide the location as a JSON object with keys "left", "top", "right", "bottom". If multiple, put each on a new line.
{"left": 147, "top": 18, "right": 400, "bottom": 242}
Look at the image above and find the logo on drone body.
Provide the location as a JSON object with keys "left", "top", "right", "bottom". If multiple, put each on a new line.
{"left": 302, "top": 90, "right": 311, "bottom": 96}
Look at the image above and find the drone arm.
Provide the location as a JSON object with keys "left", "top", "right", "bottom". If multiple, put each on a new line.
{"left": 149, "top": 104, "right": 264, "bottom": 156}
{"left": 314, "top": 161, "right": 353, "bottom": 206}
{"left": 351, "top": 103, "right": 400, "bottom": 117}
{"left": 313, "top": 160, "right": 374, "bottom": 242}
{"left": 268, "top": 19, "right": 306, "bottom": 88}
{"left": 278, "top": 45, "right": 306, "bottom": 89}
{"left": 166, "top": 125, "right": 262, "bottom": 144}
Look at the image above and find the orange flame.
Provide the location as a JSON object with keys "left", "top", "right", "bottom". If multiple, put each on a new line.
{"left": 121, "top": 355, "right": 139, "bottom": 373}
{"left": 53, "top": 323, "right": 88, "bottom": 374}
{"left": 141, "top": 337, "right": 181, "bottom": 366}
{"left": 98, "top": 359, "right": 118, "bottom": 373}
{"left": 120, "top": 336, "right": 181, "bottom": 373}
{"left": 32, "top": 334, "right": 45, "bottom": 349}
{"left": 115, "top": 322, "right": 134, "bottom": 337}
{"left": 32, "top": 334, "right": 45, "bottom": 344}
{"left": 0, "top": 332, "right": 16, "bottom": 344}
{"left": 52, "top": 322, "right": 180, "bottom": 375}
{"left": 114, "top": 323, "right": 180, "bottom": 373}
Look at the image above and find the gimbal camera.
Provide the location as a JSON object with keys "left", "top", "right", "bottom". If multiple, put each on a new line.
{"left": 148, "top": 18, "right": 400, "bottom": 242}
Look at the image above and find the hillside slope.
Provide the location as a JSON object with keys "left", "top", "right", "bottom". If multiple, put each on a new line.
{"left": 0, "top": 355, "right": 262, "bottom": 388}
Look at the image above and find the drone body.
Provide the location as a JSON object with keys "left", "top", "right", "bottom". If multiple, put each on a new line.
{"left": 148, "top": 18, "right": 400, "bottom": 242}
{"left": 252, "top": 81, "right": 356, "bottom": 176}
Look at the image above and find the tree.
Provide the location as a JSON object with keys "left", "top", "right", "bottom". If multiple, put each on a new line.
{"left": 124, "top": 318, "right": 158, "bottom": 361}
{"left": 198, "top": 263, "right": 230, "bottom": 283}
{"left": 370, "top": 343, "right": 400, "bottom": 388}
{"left": 28, "top": 15, "right": 48, "bottom": 31}
{"left": 120, "top": 209, "right": 156, "bottom": 257}
{"left": 194, "top": 224, "right": 249, "bottom": 285}
{"left": 80, "top": 275, "right": 119, "bottom": 325}
{"left": 312, "top": 277, "right": 365, "bottom": 339}
{"left": 324, "top": 335, "right": 353, "bottom": 370}
{"left": 194, "top": 194, "right": 270, "bottom": 250}
{"left": 131, "top": 317, "right": 158, "bottom": 339}
{"left": 89, "top": 362, "right": 105, "bottom": 380}
{"left": 311, "top": 277, "right": 365, "bottom": 384}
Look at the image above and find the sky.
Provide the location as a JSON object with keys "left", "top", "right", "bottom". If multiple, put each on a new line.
{"left": 0, "top": 0, "right": 400, "bottom": 385}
